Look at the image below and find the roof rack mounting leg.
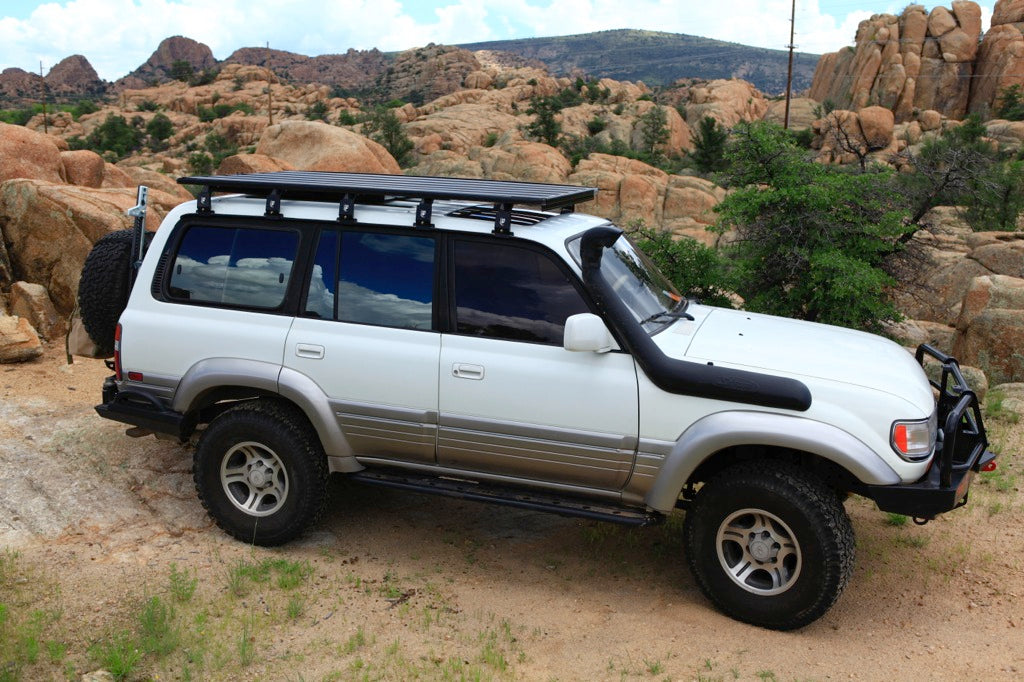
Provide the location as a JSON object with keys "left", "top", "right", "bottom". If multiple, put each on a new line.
{"left": 196, "top": 186, "right": 214, "bottom": 215}
{"left": 493, "top": 202, "right": 514, "bottom": 236}
{"left": 415, "top": 198, "right": 433, "bottom": 228}
{"left": 265, "top": 189, "right": 282, "bottom": 217}
{"left": 338, "top": 193, "right": 357, "bottom": 223}
{"left": 560, "top": 206, "right": 575, "bottom": 214}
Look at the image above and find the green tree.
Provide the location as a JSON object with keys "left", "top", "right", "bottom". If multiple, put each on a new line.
{"left": 306, "top": 100, "right": 329, "bottom": 121}
{"left": 145, "top": 112, "right": 174, "bottom": 145}
{"left": 361, "top": 106, "right": 414, "bottom": 167}
{"left": 71, "top": 113, "right": 142, "bottom": 160}
{"left": 637, "top": 105, "right": 670, "bottom": 162}
{"left": 691, "top": 116, "right": 728, "bottom": 173}
{"left": 714, "top": 121, "right": 912, "bottom": 331}
{"left": 525, "top": 96, "right": 562, "bottom": 147}
{"left": 995, "top": 84, "right": 1024, "bottom": 121}
{"left": 965, "top": 159, "right": 1024, "bottom": 231}
{"left": 897, "top": 114, "right": 997, "bottom": 225}
{"left": 169, "top": 60, "right": 194, "bottom": 83}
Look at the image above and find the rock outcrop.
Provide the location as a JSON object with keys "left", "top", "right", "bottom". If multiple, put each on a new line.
{"left": 46, "top": 55, "right": 106, "bottom": 100}
{"left": 9, "top": 281, "right": 63, "bottom": 341}
{"left": 969, "top": 8, "right": 1024, "bottom": 116}
{"left": 254, "top": 121, "right": 401, "bottom": 174}
{"left": 567, "top": 155, "right": 724, "bottom": 243}
{"left": 377, "top": 44, "right": 482, "bottom": 105}
{"left": 0, "top": 314, "right": 42, "bottom": 363}
{"left": 0, "top": 123, "right": 66, "bottom": 184}
{"left": 224, "top": 47, "right": 388, "bottom": 91}
{"left": 955, "top": 274, "right": 1024, "bottom": 383}
{"left": 809, "top": 2, "right": 989, "bottom": 121}
{"left": 0, "top": 180, "right": 181, "bottom": 314}
{"left": 121, "top": 36, "right": 217, "bottom": 86}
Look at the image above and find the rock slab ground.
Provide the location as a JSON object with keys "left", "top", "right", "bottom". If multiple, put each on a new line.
{"left": 0, "top": 345, "right": 1022, "bottom": 680}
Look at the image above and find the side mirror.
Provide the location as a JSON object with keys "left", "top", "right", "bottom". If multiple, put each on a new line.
{"left": 563, "top": 313, "right": 616, "bottom": 353}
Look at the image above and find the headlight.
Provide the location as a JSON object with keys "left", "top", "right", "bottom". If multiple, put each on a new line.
{"left": 890, "top": 412, "right": 937, "bottom": 462}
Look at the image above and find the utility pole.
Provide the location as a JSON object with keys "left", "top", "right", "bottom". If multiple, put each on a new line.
{"left": 783, "top": 0, "right": 796, "bottom": 130}
{"left": 39, "top": 61, "right": 48, "bottom": 135}
{"left": 266, "top": 42, "right": 273, "bottom": 126}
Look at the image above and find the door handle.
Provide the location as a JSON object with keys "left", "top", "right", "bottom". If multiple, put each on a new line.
{"left": 452, "top": 363, "right": 484, "bottom": 380}
{"left": 295, "top": 343, "right": 325, "bottom": 360}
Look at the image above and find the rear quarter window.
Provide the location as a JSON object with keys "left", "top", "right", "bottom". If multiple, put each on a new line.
{"left": 167, "top": 225, "right": 300, "bottom": 309}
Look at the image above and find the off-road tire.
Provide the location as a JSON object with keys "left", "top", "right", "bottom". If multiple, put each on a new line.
{"left": 194, "top": 400, "right": 329, "bottom": 546}
{"left": 683, "top": 461, "right": 855, "bottom": 630}
{"left": 77, "top": 229, "right": 145, "bottom": 356}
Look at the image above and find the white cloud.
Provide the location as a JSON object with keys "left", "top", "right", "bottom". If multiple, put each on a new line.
{"left": 0, "top": 0, "right": 998, "bottom": 81}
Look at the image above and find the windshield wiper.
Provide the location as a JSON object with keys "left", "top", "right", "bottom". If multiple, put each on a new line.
{"left": 639, "top": 299, "right": 694, "bottom": 326}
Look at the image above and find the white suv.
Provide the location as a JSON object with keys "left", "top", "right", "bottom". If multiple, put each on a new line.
{"left": 82, "top": 171, "right": 994, "bottom": 630}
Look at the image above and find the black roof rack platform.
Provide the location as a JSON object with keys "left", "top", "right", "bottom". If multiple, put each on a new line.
{"left": 178, "top": 171, "right": 597, "bottom": 233}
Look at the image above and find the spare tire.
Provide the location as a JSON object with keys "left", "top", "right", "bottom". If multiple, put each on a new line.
{"left": 77, "top": 229, "right": 148, "bottom": 356}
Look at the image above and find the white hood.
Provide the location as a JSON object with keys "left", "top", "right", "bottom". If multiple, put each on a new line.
{"left": 652, "top": 306, "right": 934, "bottom": 412}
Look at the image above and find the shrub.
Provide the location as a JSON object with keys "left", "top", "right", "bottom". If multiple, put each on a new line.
{"left": 71, "top": 99, "right": 100, "bottom": 119}
{"left": 715, "top": 121, "right": 912, "bottom": 331}
{"left": 586, "top": 115, "right": 607, "bottom": 136}
{"left": 361, "top": 106, "right": 414, "bottom": 167}
{"left": 525, "top": 96, "right": 562, "bottom": 147}
{"left": 306, "top": 100, "right": 329, "bottom": 121}
{"left": 632, "top": 227, "right": 734, "bottom": 307}
{"left": 145, "top": 112, "right": 174, "bottom": 146}
{"left": 70, "top": 113, "right": 142, "bottom": 160}
{"left": 690, "top": 116, "right": 728, "bottom": 173}
{"left": 995, "top": 84, "right": 1024, "bottom": 121}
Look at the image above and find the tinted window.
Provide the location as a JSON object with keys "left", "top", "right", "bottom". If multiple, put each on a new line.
{"left": 453, "top": 241, "right": 588, "bottom": 344}
{"left": 169, "top": 226, "right": 299, "bottom": 308}
{"left": 305, "top": 231, "right": 338, "bottom": 319}
{"left": 304, "top": 230, "right": 435, "bottom": 330}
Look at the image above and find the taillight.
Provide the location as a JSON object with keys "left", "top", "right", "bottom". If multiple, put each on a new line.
{"left": 114, "top": 323, "right": 122, "bottom": 381}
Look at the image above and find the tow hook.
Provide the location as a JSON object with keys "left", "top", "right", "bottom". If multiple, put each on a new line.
{"left": 913, "top": 517, "right": 931, "bottom": 526}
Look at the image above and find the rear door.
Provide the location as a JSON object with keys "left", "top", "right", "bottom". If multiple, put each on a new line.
{"left": 437, "top": 237, "right": 640, "bottom": 490}
{"left": 284, "top": 227, "right": 441, "bottom": 463}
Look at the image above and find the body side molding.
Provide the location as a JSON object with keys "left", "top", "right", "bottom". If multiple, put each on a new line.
{"left": 644, "top": 411, "right": 902, "bottom": 512}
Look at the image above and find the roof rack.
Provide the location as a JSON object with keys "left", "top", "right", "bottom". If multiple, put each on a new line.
{"left": 178, "top": 171, "right": 597, "bottom": 235}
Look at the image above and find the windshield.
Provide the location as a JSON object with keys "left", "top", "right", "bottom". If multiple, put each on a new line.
{"left": 568, "top": 232, "right": 682, "bottom": 333}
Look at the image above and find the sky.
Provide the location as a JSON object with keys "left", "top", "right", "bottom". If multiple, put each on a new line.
{"left": 0, "top": 0, "right": 996, "bottom": 82}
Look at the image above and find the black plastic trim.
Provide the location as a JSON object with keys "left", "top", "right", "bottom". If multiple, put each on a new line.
{"left": 95, "top": 378, "right": 187, "bottom": 439}
{"left": 579, "top": 226, "right": 812, "bottom": 411}
{"left": 347, "top": 469, "right": 663, "bottom": 526}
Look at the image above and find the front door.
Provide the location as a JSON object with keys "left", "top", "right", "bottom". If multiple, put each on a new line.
{"left": 437, "top": 237, "right": 639, "bottom": 490}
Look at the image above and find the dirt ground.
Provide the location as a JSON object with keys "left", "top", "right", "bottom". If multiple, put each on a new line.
{"left": 1, "top": 345, "right": 1022, "bottom": 681}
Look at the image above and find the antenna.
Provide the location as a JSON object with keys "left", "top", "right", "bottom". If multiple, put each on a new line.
{"left": 266, "top": 42, "right": 274, "bottom": 125}
{"left": 39, "top": 61, "right": 48, "bottom": 135}
{"left": 783, "top": 0, "right": 796, "bottom": 130}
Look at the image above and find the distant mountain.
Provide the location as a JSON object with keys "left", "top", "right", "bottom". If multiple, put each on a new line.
{"left": 458, "top": 29, "right": 820, "bottom": 95}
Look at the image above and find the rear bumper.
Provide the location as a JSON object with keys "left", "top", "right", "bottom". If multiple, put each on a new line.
{"left": 854, "top": 344, "right": 994, "bottom": 519}
{"left": 95, "top": 375, "right": 188, "bottom": 440}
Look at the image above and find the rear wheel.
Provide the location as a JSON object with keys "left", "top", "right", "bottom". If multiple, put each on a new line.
{"left": 194, "top": 400, "right": 328, "bottom": 546}
{"left": 683, "top": 461, "right": 855, "bottom": 630}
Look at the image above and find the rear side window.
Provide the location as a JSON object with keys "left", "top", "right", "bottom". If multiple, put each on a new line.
{"left": 168, "top": 225, "right": 300, "bottom": 309}
{"left": 304, "top": 230, "right": 435, "bottom": 330}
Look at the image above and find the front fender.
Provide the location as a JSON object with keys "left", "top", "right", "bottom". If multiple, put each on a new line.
{"left": 644, "top": 411, "right": 901, "bottom": 512}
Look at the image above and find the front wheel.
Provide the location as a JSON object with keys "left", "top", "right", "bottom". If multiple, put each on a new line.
{"left": 194, "top": 400, "right": 328, "bottom": 546}
{"left": 683, "top": 462, "right": 855, "bottom": 630}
